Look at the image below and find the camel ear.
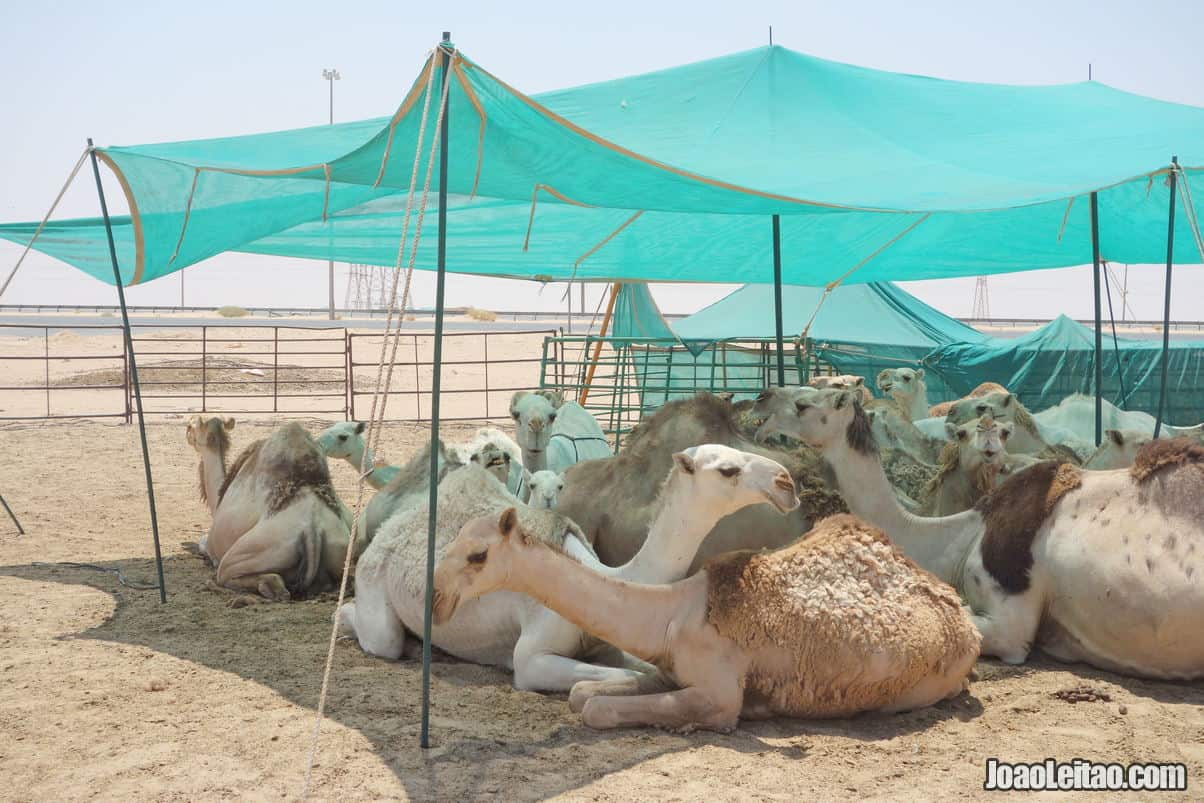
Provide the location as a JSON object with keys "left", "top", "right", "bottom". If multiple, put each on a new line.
{"left": 498, "top": 507, "right": 519, "bottom": 538}
{"left": 834, "top": 390, "right": 852, "bottom": 410}
{"left": 914, "top": 368, "right": 925, "bottom": 382}
{"left": 944, "top": 422, "right": 958, "bottom": 440}
{"left": 1001, "top": 393, "right": 1014, "bottom": 408}
{"left": 876, "top": 369, "right": 890, "bottom": 384}
{"left": 536, "top": 389, "right": 565, "bottom": 409}
{"left": 853, "top": 377, "right": 864, "bottom": 387}
{"left": 354, "top": 421, "right": 366, "bottom": 435}
{"left": 715, "top": 391, "right": 734, "bottom": 402}
{"left": 955, "top": 427, "right": 969, "bottom": 442}
{"left": 223, "top": 417, "right": 236, "bottom": 431}
{"left": 999, "top": 423, "right": 1012, "bottom": 440}
{"left": 1108, "top": 429, "right": 1124, "bottom": 446}
{"left": 673, "top": 450, "right": 697, "bottom": 475}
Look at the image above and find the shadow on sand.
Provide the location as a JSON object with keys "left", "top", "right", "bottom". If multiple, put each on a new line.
{"left": 15, "top": 553, "right": 1170, "bottom": 799}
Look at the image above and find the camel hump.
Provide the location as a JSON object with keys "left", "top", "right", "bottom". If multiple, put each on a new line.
{"left": 975, "top": 460, "right": 1082, "bottom": 594}
{"left": 1130, "top": 438, "right": 1204, "bottom": 484}
{"left": 218, "top": 439, "right": 265, "bottom": 504}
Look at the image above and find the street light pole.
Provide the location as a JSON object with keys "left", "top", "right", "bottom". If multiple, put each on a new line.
{"left": 323, "top": 68, "right": 341, "bottom": 320}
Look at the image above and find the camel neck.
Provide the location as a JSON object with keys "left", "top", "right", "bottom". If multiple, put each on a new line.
{"left": 350, "top": 442, "right": 390, "bottom": 491}
{"left": 522, "top": 447, "right": 547, "bottom": 473}
{"left": 823, "top": 440, "right": 980, "bottom": 585}
{"left": 198, "top": 446, "right": 226, "bottom": 515}
{"left": 619, "top": 472, "right": 725, "bottom": 584}
{"left": 507, "top": 543, "right": 679, "bottom": 663}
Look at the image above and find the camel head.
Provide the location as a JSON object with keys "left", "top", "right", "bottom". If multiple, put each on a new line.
{"left": 760, "top": 388, "right": 876, "bottom": 456}
{"left": 669, "top": 444, "right": 800, "bottom": 515}
{"left": 469, "top": 442, "right": 512, "bottom": 487}
{"left": 185, "top": 415, "right": 234, "bottom": 454}
{"left": 509, "top": 390, "right": 565, "bottom": 456}
{"left": 525, "top": 469, "right": 564, "bottom": 510}
{"left": 877, "top": 367, "right": 925, "bottom": 404}
{"left": 946, "top": 413, "right": 1010, "bottom": 471}
{"left": 433, "top": 506, "right": 581, "bottom": 623}
{"left": 945, "top": 390, "right": 1017, "bottom": 428}
{"left": 315, "top": 421, "right": 367, "bottom": 461}
{"left": 1084, "top": 428, "right": 1151, "bottom": 470}
{"left": 751, "top": 386, "right": 818, "bottom": 442}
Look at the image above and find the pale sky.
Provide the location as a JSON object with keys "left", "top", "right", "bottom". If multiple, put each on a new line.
{"left": 2, "top": 0, "right": 1203, "bottom": 320}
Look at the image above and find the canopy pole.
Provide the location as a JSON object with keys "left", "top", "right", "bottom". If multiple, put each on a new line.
{"left": 772, "top": 215, "right": 785, "bottom": 387}
{"left": 87, "top": 139, "right": 166, "bottom": 604}
{"left": 420, "top": 33, "right": 453, "bottom": 750}
{"left": 1090, "top": 192, "right": 1102, "bottom": 446}
{"left": 1153, "top": 157, "right": 1178, "bottom": 438}
{"left": 0, "top": 490, "right": 23, "bottom": 535}
{"left": 580, "top": 282, "right": 621, "bottom": 406}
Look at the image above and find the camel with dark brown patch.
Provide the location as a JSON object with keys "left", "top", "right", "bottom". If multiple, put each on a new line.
{"left": 760, "top": 388, "right": 1204, "bottom": 680}
{"left": 434, "top": 509, "right": 979, "bottom": 731}
{"left": 202, "top": 422, "right": 352, "bottom": 600}
{"left": 557, "top": 393, "right": 844, "bottom": 571}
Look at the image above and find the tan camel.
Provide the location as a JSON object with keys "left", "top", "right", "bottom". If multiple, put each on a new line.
{"left": 349, "top": 445, "right": 799, "bottom": 692}
{"left": 920, "top": 413, "right": 1034, "bottom": 516}
{"left": 945, "top": 390, "right": 1080, "bottom": 463}
{"left": 185, "top": 416, "right": 235, "bottom": 516}
{"left": 809, "top": 374, "right": 873, "bottom": 404}
{"left": 760, "top": 388, "right": 1204, "bottom": 680}
{"left": 203, "top": 422, "right": 352, "bottom": 600}
{"left": 1083, "top": 429, "right": 1151, "bottom": 470}
{"left": 558, "top": 393, "right": 844, "bottom": 570}
{"left": 434, "top": 510, "right": 979, "bottom": 731}
{"left": 928, "top": 382, "right": 1009, "bottom": 419}
{"left": 876, "top": 367, "right": 930, "bottom": 421}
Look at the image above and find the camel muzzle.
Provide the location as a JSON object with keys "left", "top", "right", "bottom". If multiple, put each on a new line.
{"left": 768, "top": 473, "right": 801, "bottom": 514}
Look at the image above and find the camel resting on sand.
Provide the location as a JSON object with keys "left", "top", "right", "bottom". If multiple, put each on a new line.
{"left": 760, "top": 388, "right": 1204, "bottom": 680}
{"left": 435, "top": 510, "right": 980, "bottom": 731}
{"left": 510, "top": 390, "right": 612, "bottom": 473}
{"left": 356, "top": 440, "right": 464, "bottom": 550}
{"left": 557, "top": 393, "right": 844, "bottom": 571}
{"left": 203, "top": 422, "right": 352, "bottom": 600}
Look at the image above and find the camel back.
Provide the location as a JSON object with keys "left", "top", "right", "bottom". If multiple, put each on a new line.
{"left": 219, "top": 439, "right": 264, "bottom": 504}
{"left": 1130, "top": 438, "right": 1204, "bottom": 483}
{"left": 974, "top": 461, "right": 1082, "bottom": 593}
{"left": 217, "top": 435, "right": 342, "bottom": 516}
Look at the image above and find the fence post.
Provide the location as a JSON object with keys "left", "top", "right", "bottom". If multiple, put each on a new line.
{"left": 345, "top": 329, "right": 353, "bottom": 420}
{"left": 44, "top": 328, "right": 50, "bottom": 418}
{"left": 273, "top": 326, "right": 279, "bottom": 414}
{"left": 483, "top": 332, "right": 491, "bottom": 419}
{"left": 201, "top": 326, "right": 208, "bottom": 412}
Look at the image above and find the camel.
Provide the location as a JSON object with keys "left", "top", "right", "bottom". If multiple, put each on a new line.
{"left": 202, "top": 422, "right": 352, "bottom": 600}
{"left": 342, "top": 444, "right": 799, "bottom": 692}
{"left": 509, "top": 390, "right": 612, "bottom": 473}
{"left": 185, "top": 415, "right": 235, "bottom": 516}
{"left": 450, "top": 426, "right": 526, "bottom": 495}
{"left": 809, "top": 374, "right": 873, "bottom": 404}
{"left": 558, "top": 393, "right": 844, "bottom": 571}
{"left": 944, "top": 390, "right": 1082, "bottom": 463}
{"left": 523, "top": 469, "right": 564, "bottom": 509}
{"left": 435, "top": 509, "right": 979, "bottom": 731}
{"left": 920, "top": 413, "right": 1035, "bottom": 516}
{"left": 356, "top": 439, "right": 464, "bottom": 551}
{"left": 759, "top": 388, "right": 1204, "bottom": 680}
{"left": 317, "top": 421, "right": 396, "bottom": 490}
{"left": 928, "top": 382, "right": 1009, "bottom": 419}
{"left": 1084, "top": 429, "right": 1151, "bottom": 470}
{"left": 1032, "top": 393, "right": 1204, "bottom": 446}
{"left": 876, "top": 367, "right": 930, "bottom": 422}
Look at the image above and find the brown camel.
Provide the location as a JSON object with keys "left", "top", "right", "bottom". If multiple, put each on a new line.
{"left": 557, "top": 393, "right": 844, "bottom": 570}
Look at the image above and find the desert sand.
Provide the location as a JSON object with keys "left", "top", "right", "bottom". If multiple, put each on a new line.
{"left": 0, "top": 414, "right": 1201, "bottom": 801}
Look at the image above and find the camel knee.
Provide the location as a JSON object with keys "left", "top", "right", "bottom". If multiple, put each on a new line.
{"left": 335, "top": 602, "right": 357, "bottom": 639}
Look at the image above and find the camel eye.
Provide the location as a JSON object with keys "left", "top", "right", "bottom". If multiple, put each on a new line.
{"left": 794, "top": 402, "right": 810, "bottom": 413}
{"left": 718, "top": 466, "right": 741, "bottom": 478}
{"left": 338, "top": 434, "right": 348, "bottom": 442}
{"left": 511, "top": 411, "right": 520, "bottom": 420}
{"left": 976, "top": 405, "right": 987, "bottom": 414}
{"left": 548, "top": 412, "right": 557, "bottom": 424}
{"left": 902, "top": 376, "right": 911, "bottom": 382}
{"left": 467, "top": 550, "right": 488, "bottom": 565}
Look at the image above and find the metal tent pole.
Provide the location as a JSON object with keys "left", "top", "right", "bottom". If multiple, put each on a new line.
{"left": 1090, "top": 192, "right": 1102, "bottom": 446}
{"left": 420, "top": 32, "right": 452, "bottom": 750}
{"left": 88, "top": 139, "right": 167, "bottom": 603}
{"left": 0, "top": 491, "right": 23, "bottom": 535}
{"left": 1154, "top": 157, "right": 1178, "bottom": 438}
{"left": 772, "top": 215, "right": 785, "bottom": 387}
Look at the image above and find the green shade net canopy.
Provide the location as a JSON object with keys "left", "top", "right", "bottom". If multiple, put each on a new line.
{"left": 2, "top": 44, "right": 1203, "bottom": 288}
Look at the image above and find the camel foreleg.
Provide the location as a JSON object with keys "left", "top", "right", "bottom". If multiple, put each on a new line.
{"left": 568, "top": 672, "right": 675, "bottom": 712}
{"left": 512, "top": 632, "right": 646, "bottom": 693}
{"left": 967, "top": 582, "right": 1043, "bottom": 665}
{"left": 336, "top": 580, "right": 409, "bottom": 659}
{"left": 580, "top": 684, "right": 742, "bottom": 733}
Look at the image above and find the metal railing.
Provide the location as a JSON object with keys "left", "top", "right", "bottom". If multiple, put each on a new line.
{"left": 0, "top": 323, "right": 129, "bottom": 420}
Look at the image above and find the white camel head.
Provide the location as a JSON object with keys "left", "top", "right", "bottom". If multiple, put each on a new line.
{"left": 751, "top": 386, "right": 818, "bottom": 442}
{"left": 946, "top": 413, "right": 1011, "bottom": 471}
{"left": 186, "top": 415, "right": 235, "bottom": 453}
{"left": 524, "top": 469, "right": 564, "bottom": 509}
{"left": 758, "top": 388, "right": 875, "bottom": 455}
{"left": 469, "top": 442, "right": 512, "bottom": 487}
{"left": 669, "top": 443, "right": 800, "bottom": 516}
{"left": 945, "top": 390, "right": 1017, "bottom": 427}
{"left": 509, "top": 390, "right": 566, "bottom": 456}
{"left": 315, "top": 421, "right": 367, "bottom": 462}
{"left": 1084, "top": 429, "right": 1151, "bottom": 470}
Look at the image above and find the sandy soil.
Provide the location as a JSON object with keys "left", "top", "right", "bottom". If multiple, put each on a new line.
{"left": 0, "top": 417, "right": 1200, "bottom": 801}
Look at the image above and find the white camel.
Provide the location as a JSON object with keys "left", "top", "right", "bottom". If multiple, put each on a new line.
{"left": 434, "top": 510, "right": 979, "bottom": 730}
{"left": 523, "top": 469, "right": 564, "bottom": 509}
{"left": 876, "top": 367, "right": 930, "bottom": 422}
{"left": 809, "top": 374, "right": 873, "bottom": 404}
{"left": 450, "top": 426, "right": 526, "bottom": 495}
{"left": 760, "top": 388, "right": 1204, "bottom": 680}
{"left": 1032, "top": 393, "right": 1204, "bottom": 445}
{"left": 510, "top": 390, "right": 612, "bottom": 473}
{"left": 317, "top": 421, "right": 397, "bottom": 489}
{"left": 339, "top": 445, "right": 799, "bottom": 692}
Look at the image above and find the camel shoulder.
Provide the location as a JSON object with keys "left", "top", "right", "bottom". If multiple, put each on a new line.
{"left": 1130, "top": 438, "right": 1204, "bottom": 484}
{"left": 975, "top": 461, "right": 1082, "bottom": 593}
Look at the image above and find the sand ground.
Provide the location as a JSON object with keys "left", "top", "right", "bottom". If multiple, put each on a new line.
{"left": 0, "top": 416, "right": 1201, "bottom": 801}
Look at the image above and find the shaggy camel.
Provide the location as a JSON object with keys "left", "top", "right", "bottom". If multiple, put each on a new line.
{"left": 927, "top": 382, "right": 1009, "bottom": 419}
{"left": 435, "top": 509, "right": 979, "bottom": 731}
{"left": 558, "top": 393, "right": 844, "bottom": 570}
{"left": 760, "top": 388, "right": 1204, "bottom": 680}
{"left": 342, "top": 445, "right": 798, "bottom": 691}
{"left": 945, "top": 391, "right": 1081, "bottom": 463}
{"left": 356, "top": 439, "right": 463, "bottom": 550}
{"left": 921, "top": 413, "right": 1035, "bottom": 516}
{"left": 876, "top": 367, "right": 930, "bottom": 422}
{"left": 450, "top": 426, "right": 526, "bottom": 495}
{"left": 510, "top": 390, "right": 612, "bottom": 473}
{"left": 186, "top": 415, "right": 235, "bottom": 516}
{"left": 1084, "top": 429, "right": 1151, "bottom": 470}
{"left": 523, "top": 469, "right": 564, "bottom": 509}
{"left": 203, "top": 423, "right": 352, "bottom": 600}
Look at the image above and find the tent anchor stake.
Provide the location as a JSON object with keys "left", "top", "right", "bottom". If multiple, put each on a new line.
{"left": 88, "top": 138, "right": 167, "bottom": 603}
{"left": 420, "top": 32, "right": 453, "bottom": 751}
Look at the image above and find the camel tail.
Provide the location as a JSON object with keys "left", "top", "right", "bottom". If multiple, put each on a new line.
{"left": 289, "top": 525, "right": 323, "bottom": 597}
